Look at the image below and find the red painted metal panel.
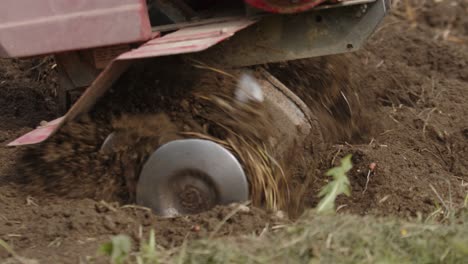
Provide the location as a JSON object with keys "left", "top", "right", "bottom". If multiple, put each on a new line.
{"left": 7, "top": 18, "right": 257, "bottom": 146}
{"left": 7, "top": 117, "right": 64, "bottom": 146}
{"left": 0, "top": 0, "right": 151, "bottom": 58}
{"left": 119, "top": 19, "right": 256, "bottom": 60}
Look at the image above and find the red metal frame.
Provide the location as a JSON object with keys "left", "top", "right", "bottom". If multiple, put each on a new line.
{"left": 0, "top": 0, "right": 152, "bottom": 58}
{"left": 7, "top": 18, "right": 257, "bottom": 146}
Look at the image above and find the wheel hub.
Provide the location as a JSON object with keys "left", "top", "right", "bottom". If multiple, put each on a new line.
{"left": 170, "top": 170, "right": 218, "bottom": 215}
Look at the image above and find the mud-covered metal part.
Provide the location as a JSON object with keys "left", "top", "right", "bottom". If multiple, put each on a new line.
{"left": 195, "top": 0, "right": 388, "bottom": 66}
{"left": 255, "top": 69, "right": 319, "bottom": 155}
{"left": 136, "top": 139, "right": 249, "bottom": 217}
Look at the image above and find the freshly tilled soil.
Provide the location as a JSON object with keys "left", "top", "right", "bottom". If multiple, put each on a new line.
{"left": 1, "top": 1, "right": 467, "bottom": 262}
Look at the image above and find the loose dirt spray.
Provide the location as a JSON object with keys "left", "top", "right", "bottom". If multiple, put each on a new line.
{"left": 18, "top": 58, "right": 299, "bottom": 212}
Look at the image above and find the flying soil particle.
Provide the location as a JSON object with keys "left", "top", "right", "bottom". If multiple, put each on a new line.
{"left": 17, "top": 57, "right": 297, "bottom": 212}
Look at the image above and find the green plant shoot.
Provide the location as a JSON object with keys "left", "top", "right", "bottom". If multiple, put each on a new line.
{"left": 136, "top": 229, "right": 158, "bottom": 264}
{"left": 316, "top": 154, "right": 352, "bottom": 214}
{"left": 99, "top": 234, "right": 132, "bottom": 264}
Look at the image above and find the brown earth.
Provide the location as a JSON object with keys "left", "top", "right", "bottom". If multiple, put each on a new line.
{"left": 1, "top": 0, "right": 468, "bottom": 262}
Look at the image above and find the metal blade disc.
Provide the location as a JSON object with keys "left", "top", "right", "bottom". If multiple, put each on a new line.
{"left": 136, "top": 139, "right": 248, "bottom": 217}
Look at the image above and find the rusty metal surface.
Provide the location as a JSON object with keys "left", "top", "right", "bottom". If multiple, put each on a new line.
{"left": 8, "top": 18, "right": 258, "bottom": 146}
{"left": 196, "top": 0, "right": 387, "bottom": 66}
{"left": 0, "top": 0, "right": 152, "bottom": 58}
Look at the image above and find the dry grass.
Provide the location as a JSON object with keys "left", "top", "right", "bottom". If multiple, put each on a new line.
{"left": 182, "top": 90, "right": 289, "bottom": 211}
